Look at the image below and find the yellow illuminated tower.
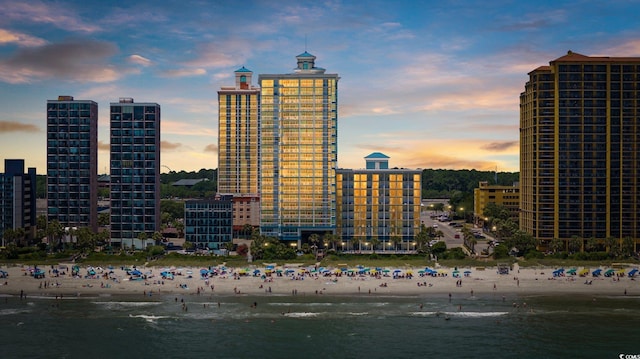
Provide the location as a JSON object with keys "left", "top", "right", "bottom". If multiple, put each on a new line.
{"left": 259, "top": 52, "right": 339, "bottom": 242}
{"left": 218, "top": 67, "right": 261, "bottom": 196}
{"left": 520, "top": 51, "right": 640, "bottom": 252}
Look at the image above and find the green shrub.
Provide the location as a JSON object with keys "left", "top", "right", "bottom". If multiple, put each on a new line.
{"left": 524, "top": 250, "right": 544, "bottom": 260}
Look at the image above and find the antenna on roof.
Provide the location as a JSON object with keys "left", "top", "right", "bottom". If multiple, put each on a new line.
{"left": 494, "top": 166, "right": 498, "bottom": 184}
{"left": 305, "top": 34, "right": 307, "bottom": 51}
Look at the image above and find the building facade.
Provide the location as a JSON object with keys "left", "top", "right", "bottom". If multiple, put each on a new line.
{"left": 520, "top": 51, "right": 640, "bottom": 251}
{"left": 259, "top": 52, "right": 339, "bottom": 242}
{"left": 0, "top": 159, "right": 37, "bottom": 244}
{"left": 109, "top": 98, "right": 161, "bottom": 249}
{"left": 46, "top": 96, "right": 98, "bottom": 231}
{"left": 217, "top": 66, "right": 261, "bottom": 196}
{"left": 184, "top": 196, "right": 233, "bottom": 251}
{"left": 473, "top": 181, "right": 520, "bottom": 225}
{"left": 336, "top": 153, "right": 422, "bottom": 251}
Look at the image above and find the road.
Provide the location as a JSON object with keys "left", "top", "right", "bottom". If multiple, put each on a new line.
{"left": 420, "top": 210, "right": 494, "bottom": 254}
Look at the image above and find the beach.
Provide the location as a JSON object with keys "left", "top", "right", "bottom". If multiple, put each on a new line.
{"left": 0, "top": 262, "right": 637, "bottom": 299}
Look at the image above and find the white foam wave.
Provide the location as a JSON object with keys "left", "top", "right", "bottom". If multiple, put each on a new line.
{"left": 129, "top": 314, "right": 170, "bottom": 322}
{"left": 284, "top": 312, "right": 319, "bottom": 318}
{"left": 0, "top": 308, "right": 31, "bottom": 316}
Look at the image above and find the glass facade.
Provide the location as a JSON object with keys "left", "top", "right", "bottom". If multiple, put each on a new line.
{"left": 259, "top": 53, "right": 339, "bottom": 241}
{"left": 1, "top": 160, "right": 37, "bottom": 242}
{"left": 184, "top": 198, "right": 233, "bottom": 250}
{"left": 109, "top": 99, "right": 160, "bottom": 249}
{"left": 218, "top": 68, "right": 261, "bottom": 196}
{"left": 520, "top": 52, "right": 640, "bottom": 251}
{"left": 46, "top": 97, "right": 98, "bottom": 231}
{"left": 336, "top": 168, "right": 421, "bottom": 250}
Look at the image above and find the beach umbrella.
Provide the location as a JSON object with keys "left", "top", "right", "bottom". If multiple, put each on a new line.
{"left": 604, "top": 269, "right": 615, "bottom": 277}
{"left": 382, "top": 269, "right": 390, "bottom": 273}
{"left": 130, "top": 269, "right": 142, "bottom": 276}
{"left": 254, "top": 269, "right": 261, "bottom": 275}
{"left": 628, "top": 268, "right": 638, "bottom": 277}
{"left": 566, "top": 268, "right": 577, "bottom": 275}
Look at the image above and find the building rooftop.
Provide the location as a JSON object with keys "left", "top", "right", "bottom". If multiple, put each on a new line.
{"left": 365, "top": 152, "right": 390, "bottom": 159}
{"left": 235, "top": 66, "right": 252, "bottom": 73}
{"left": 172, "top": 178, "right": 208, "bottom": 187}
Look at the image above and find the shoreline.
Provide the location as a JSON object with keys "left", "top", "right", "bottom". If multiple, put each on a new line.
{"left": 0, "top": 263, "right": 637, "bottom": 299}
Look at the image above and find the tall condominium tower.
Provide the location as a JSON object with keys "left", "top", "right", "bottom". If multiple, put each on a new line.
{"left": 109, "top": 98, "right": 160, "bottom": 249}
{"left": 336, "top": 153, "right": 422, "bottom": 251}
{"left": 46, "top": 96, "right": 98, "bottom": 231}
{"left": 218, "top": 67, "right": 261, "bottom": 233}
{"left": 218, "top": 66, "right": 261, "bottom": 195}
{"left": 259, "top": 52, "right": 339, "bottom": 242}
{"left": 0, "top": 159, "right": 37, "bottom": 244}
{"left": 520, "top": 51, "right": 640, "bottom": 252}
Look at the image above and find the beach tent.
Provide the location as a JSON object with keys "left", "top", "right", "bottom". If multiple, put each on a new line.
{"left": 578, "top": 268, "right": 589, "bottom": 277}
{"left": 566, "top": 268, "right": 577, "bottom": 276}
{"left": 603, "top": 269, "right": 615, "bottom": 277}
{"left": 592, "top": 269, "right": 602, "bottom": 277}
{"left": 628, "top": 268, "right": 638, "bottom": 278}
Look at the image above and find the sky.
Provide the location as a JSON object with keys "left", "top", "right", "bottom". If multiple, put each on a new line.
{"left": 1, "top": 0, "right": 640, "bottom": 174}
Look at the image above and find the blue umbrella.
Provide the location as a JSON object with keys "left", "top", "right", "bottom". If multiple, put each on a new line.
{"left": 130, "top": 269, "right": 142, "bottom": 276}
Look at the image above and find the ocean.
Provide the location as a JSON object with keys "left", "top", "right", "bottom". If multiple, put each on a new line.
{"left": 0, "top": 292, "right": 638, "bottom": 359}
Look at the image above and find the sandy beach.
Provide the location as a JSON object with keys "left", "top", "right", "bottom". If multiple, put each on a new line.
{"left": 0, "top": 262, "right": 638, "bottom": 299}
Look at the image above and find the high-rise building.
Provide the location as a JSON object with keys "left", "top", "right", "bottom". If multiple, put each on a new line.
{"left": 336, "top": 153, "right": 422, "bottom": 251}
{"left": 259, "top": 52, "right": 339, "bottom": 242}
{"left": 520, "top": 51, "right": 640, "bottom": 252}
{"left": 109, "top": 98, "right": 160, "bottom": 249}
{"left": 0, "top": 159, "right": 37, "bottom": 245}
{"left": 46, "top": 96, "right": 98, "bottom": 231}
{"left": 218, "top": 67, "right": 261, "bottom": 235}
{"left": 218, "top": 66, "right": 261, "bottom": 196}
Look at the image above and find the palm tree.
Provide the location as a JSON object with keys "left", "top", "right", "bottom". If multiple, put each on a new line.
{"left": 309, "top": 233, "right": 320, "bottom": 254}
{"left": 604, "top": 236, "right": 618, "bottom": 255}
{"left": 137, "top": 232, "right": 148, "bottom": 250}
{"left": 390, "top": 235, "right": 402, "bottom": 252}
{"left": 370, "top": 237, "right": 380, "bottom": 253}
{"left": 2, "top": 228, "right": 16, "bottom": 247}
{"left": 550, "top": 238, "right": 564, "bottom": 253}
{"left": 47, "top": 220, "right": 63, "bottom": 252}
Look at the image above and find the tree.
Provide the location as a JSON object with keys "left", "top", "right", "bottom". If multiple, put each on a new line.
{"left": 621, "top": 236, "right": 635, "bottom": 257}
{"left": 309, "top": 233, "right": 320, "bottom": 254}
{"left": 173, "top": 221, "right": 185, "bottom": 238}
{"left": 370, "top": 237, "right": 380, "bottom": 253}
{"left": 152, "top": 231, "right": 164, "bottom": 244}
{"left": 242, "top": 224, "right": 254, "bottom": 239}
{"left": 604, "top": 236, "right": 618, "bottom": 255}
{"left": 2, "top": 228, "right": 16, "bottom": 247}
{"left": 568, "top": 236, "right": 582, "bottom": 253}
{"left": 585, "top": 237, "right": 600, "bottom": 252}
{"left": 351, "top": 237, "right": 362, "bottom": 252}
{"left": 390, "top": 235, "right": 402, "bottom": 251}
{"left": 98, "top": 213, "right": 110, "bottom": 227}
{"left": 550, "top": 238, "right": 564, "bottom": 254}
{"left": 183, "top": 241, "right": 194, "bottom": 251}
{"left": 76, "top": 227, "right": 96, "bottom": 254}
{"left": 47, "top": 220, "right": 63, "bottom": 252}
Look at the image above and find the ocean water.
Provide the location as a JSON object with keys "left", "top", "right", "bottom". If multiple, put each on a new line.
{"left": 0, "top": 292, "right": 638, "bottom": 359}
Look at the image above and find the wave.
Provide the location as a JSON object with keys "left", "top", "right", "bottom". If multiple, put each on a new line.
{"left": 0, "top": 308, "right": 31, "bottom": 316}
{"left": 129, "top": 314, "right": 170, "bottom": 323}
{"left": 283, "top": 312, "right": 320, "bottom": 318}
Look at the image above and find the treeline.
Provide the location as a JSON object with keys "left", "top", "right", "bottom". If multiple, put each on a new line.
{"left": 421, "top": 169, "right": 519, "bottom": 198}
{"left": 35, "top": 168, "right": 519, "bottom": 200}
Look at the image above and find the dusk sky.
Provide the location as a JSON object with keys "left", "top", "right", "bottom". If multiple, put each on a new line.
{"left": 1, "top": 0, "right": 640, "bottom": 174}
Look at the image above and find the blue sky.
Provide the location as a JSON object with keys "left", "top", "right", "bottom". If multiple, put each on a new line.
{"left": 1, "top": 0, "right": 640, "bottom": 174}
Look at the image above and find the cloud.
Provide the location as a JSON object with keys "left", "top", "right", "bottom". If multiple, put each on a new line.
{"left": 0, "top": 28, "right": 47, "bottom": 47}
{"left": 496, "top": 10, "right": 567, "bottom": 31}
{"left": 603, "top": 39, "right": 640, "bottom": 57}
{"left": 204, "top": 144, "right": 218, "bottom": 153}
{"left": 161, "top": 140, "right": 182, "bottom": 151}
{"left": 0, "top": 120, "right": 39, "bottom": 133}
{"left": 160, "top": 68, "right": 206, "bottom": 78}
{"left": 183, "top": 38, "right": 254, "bottom": 69}
{"left": 481, "top": 141, "right": 519, "bottom": 152}
{"left": 128, "top": 54, "right": 152, "bottom": 66}
{"left": 98, "top": 140, "right": 110, "bottom": 151}
{"left": 0, "top": 39, "right": 128, "bottom": 84}
{"left": 0, "top": 0, "right": 101, "bottom": 33}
